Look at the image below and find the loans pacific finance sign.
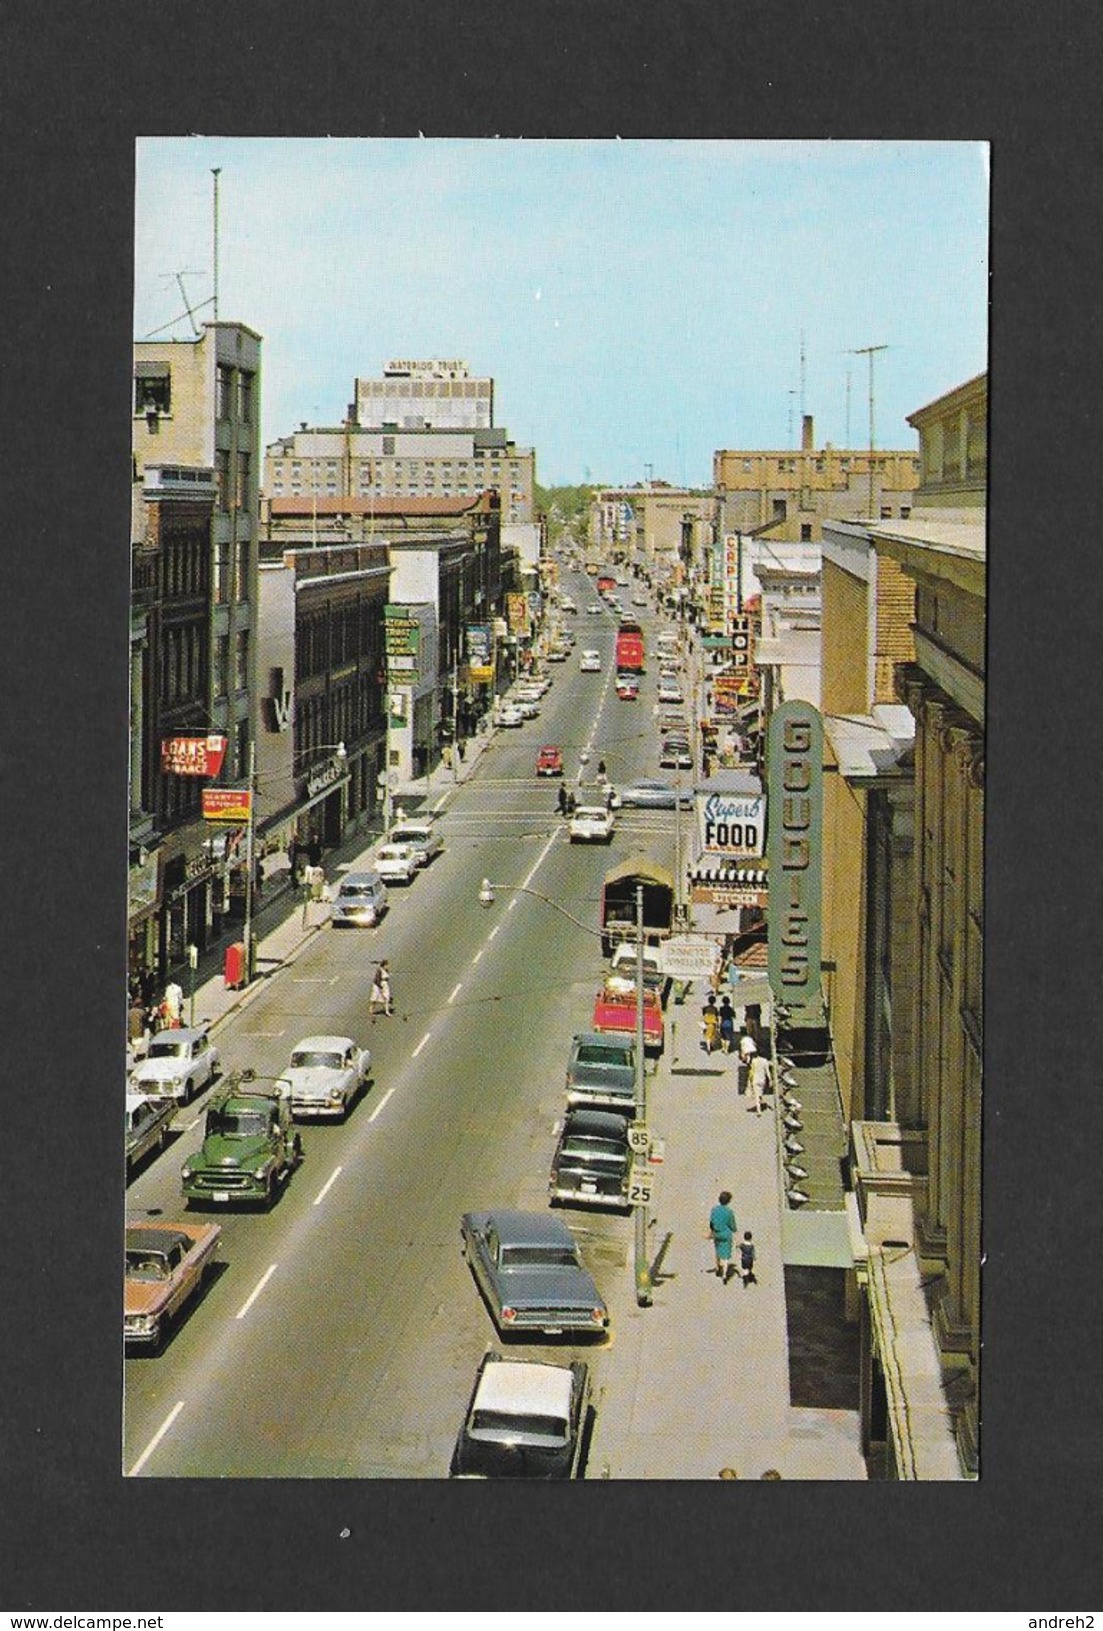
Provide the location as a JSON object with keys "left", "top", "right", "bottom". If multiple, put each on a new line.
{"left": 766, "top": 701, "right": 823, "bottom": 1007}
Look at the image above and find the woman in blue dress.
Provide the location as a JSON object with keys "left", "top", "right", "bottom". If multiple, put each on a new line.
{"left": 708, "top": 1190, "right": 737, "bottom": 1281}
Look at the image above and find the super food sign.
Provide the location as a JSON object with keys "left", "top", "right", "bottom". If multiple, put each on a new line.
{"left": 696, "top": 789, "right": 766, "bottom": 858}
{"left": 766, "top": 701, "right": 823, "bottom": 1008}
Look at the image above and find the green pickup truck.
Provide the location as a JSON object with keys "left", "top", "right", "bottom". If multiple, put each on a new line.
{"left": 182, "top": 1072, "right": 303, "bottom": 1208}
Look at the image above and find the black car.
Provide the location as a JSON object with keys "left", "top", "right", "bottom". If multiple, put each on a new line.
{"left": 450, "top": 1350, "right": 591, "bottom": 1479}
{"left": 549, "top": 1108, "right": 631, "bottom": 1209}
{"left": 565, "top": 1031, "right": 638, "bottom": 1115}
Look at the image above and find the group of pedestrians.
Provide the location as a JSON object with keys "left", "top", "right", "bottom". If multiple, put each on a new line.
{"left": 699, "top": 993, "right": 768, "bottom": 1112}
{"left": 707, "top": 1191, "right": 757, "bottom": 1287}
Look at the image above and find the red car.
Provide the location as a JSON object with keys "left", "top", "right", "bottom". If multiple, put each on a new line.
{"left": 592, "top": 984, "right": 665, "bottom": 1053}
{"left": 536, "top": 745, "right": 564, "bottom": 776}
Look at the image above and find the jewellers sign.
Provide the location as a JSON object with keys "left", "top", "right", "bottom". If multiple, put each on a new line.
{"left": 766, "top": 701, "right": 823, "bottom": 1007}
{"left": 696, "top": 789, "right": 766, "bottom": 858}
{"left": 161, "top": 734, "right": 228, "bottom": 778}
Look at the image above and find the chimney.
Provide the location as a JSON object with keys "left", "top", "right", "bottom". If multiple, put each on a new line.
{"left": 801, "top": 415, "right": 814, "bottom": 451}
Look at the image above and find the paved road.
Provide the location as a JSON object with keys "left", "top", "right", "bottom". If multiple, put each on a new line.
{"left": 124, "top": 571, "right": 688, "bottom": 1477}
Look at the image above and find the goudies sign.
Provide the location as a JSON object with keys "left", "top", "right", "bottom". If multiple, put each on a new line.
{"left": 766, "top": 701, "right": 824, "bottom": 1007}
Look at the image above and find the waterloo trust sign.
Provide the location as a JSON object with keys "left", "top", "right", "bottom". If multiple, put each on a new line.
{"left": 766, "top": 701, "right": 824, "bottom": 1008}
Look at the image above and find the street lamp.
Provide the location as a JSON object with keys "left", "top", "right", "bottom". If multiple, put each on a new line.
{"left": 477, "top": 877, "right": 653, "bottom": 1307}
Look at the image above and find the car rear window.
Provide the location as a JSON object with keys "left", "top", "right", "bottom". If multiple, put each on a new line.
{"left": 470, "top": 1411, "right": 568, "bottom": 1445}
{"left": 500, "top": 1245, "right": 578, "bottom": 1267}
{"left": 576, "top": 1044, "right": 632, "bottom": 1066}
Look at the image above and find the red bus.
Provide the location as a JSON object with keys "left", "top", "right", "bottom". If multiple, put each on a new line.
{"left": 615, "top": 620, "right": 645, "bottom": 673}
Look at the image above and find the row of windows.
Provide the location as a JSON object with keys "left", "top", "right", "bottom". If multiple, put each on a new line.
{"left": 296, "top": 599, "right": 384, "bottom": 682}
{"left": 214, "top": 450, "right": 253, "bottom": 512}
{"left": 212, "top": 542, "right": 252, "bottom": 606}
{"left": 161, "top": 536, "right": 208, "bottom": 599}
{"left": 158, "top": 624, "right": 207, "bottom": 706}
{"left": 294, "top": 671, "right": 384, "bottom": 762}
{"left": 272, "top": 461, "right": 524, "bottom": 480}
{"left": 134, "top": 367, "right": 255, "bottom": 424}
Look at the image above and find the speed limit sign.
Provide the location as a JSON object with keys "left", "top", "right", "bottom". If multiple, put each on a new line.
{"left": 628, "top": 1166, "right": 653, "bottom": 1208}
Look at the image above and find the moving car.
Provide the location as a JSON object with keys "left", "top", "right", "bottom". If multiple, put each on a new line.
{"left": 536, "top": 745, "right": 564, "bottom": 776}
{"left": 182, "top": 1073, "right": 303, "bottom": 1208}
{"left": 124, "top": 1220, "right": 221, "bottom": 1351}
{"left": 375, "top": 842, "right": 419, "bottom": 884}
{"left": 460, "top": 1209, "right": 609, "bottom": 1338}
{"left": 549, "top": 1107, "right": 631, "bottom": 1210}
{"left": 586, "top": 602, "right": 603, "bottom": 615}
{"left": 579, "top": 650, "right": 602, "bottom": 673}
{"left": 615, "top": 674, "right": 640, "bottom": 701}
{"left": 450, "top": 1351, "right": 591, "bottom": 1479}
{"left": 388, "top": 819, "right": 443, "bottom": 868}
{"left": 497, "top": 703, "right": 525, "bottom": 727}
{"left": 618, "top": 777, "right": 693, "bottom": 809}
{"left": 331, "top": 870, "right": 388, "bottom": 927}
{"left": 559, "top": 596, "right": 577, "bottom": 614}
{"left": 283, "top": 1034, "right": 371, "bottom": 1120}
{"left": 515, "top": 698, "right": 540, "bottom": 720}
{"left": 565, "top": 1031, "right": 638, "bottom": 1116}
{"left": 130, "top": 1025, "right": 220, "bottom": 1105}
{"left": 125, "top": 1092, "right": 177, "bottom": 1175}
{"left": 569, "top": 804, "right": 615, "bottom": 843}
{"left": 631, "top": 591, "right": 649, "bottom": 607}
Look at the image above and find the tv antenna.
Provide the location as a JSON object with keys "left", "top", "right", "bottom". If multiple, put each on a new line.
{"left": 140, "top": 270, "right": 212, "bottom": 341}
{"left": 848, "top": 344, "right": 889, "bottom": 517}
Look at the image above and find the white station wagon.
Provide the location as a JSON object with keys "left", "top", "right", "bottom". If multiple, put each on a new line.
{"left": 130, "top": 1025, "right": 220, "bottom": 1104}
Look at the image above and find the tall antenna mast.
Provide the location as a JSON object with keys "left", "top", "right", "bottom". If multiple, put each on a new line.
{"left": 849, "top": 344, "right": 888, "bottom": 517}
{"left": 845, "top": 367, "right": 852, "bottom": 446}
{"left": 211, "top": 167, "right": 221, "bottom": 323}
{"left": 799, "top": 328, "right": 806, "bottom": 423}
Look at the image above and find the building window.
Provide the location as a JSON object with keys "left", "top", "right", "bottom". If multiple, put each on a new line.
{"left": 217, "top": 365, "right": 234, "bottom": 422}
{"left": 236, "top": 370, "right": 253, "bottom": 423}
{"left": 772, "top": 499, "right": 787, "bottom": 521}
{"left": 236, "top": 451, "right": 251, "bottom": 511}
{"left": 235, "top": 720, "right": 250, "bottom": 780}
{"left": 800, "top": 523, "right": 812, "bottom": 541}
{"left": 880, "top": 506, "right": 892, "bottom": 519}
{"left": 215, "top": 450, "right": 231, "bottom": 512}
{"left": 383, "top": 436, "right": 395, "bottom": 455}
{"left": 235, "top": 628, "right": 250, "bottom": 693}
{"left": 236, "top": 539, "right": 251, "bottom": 604}
{"left": 134, "top": 369, "right": 171, "bottom": 417}
{"left": 214, "top": 633, "right": 230, "bottom": 699}
{"left": 900, "top": 505, "right": 911, "bottom": 519}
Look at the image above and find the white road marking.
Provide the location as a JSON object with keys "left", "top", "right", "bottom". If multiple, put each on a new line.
{"left": 472, "top": 948, "right": 484, "bottom": 965}
{"left": 235, "top": 1263, "right": 278, "bottom": 1320}
{"left": 507, "top": 897, "right": 518, "bottom": 911}
{"left": 412, "top": 1033, "right": 431, "bottom": 1058}
{"left": 129, "top": 1400, "right": 185, "bottom": 1477}
{"left": 369, "top": 1087, "right": 395, "bottom": 1122}
{"left": 313, "top": 1165, "right": 343, "bottom": 1206}
{"left": 448, "top": 983, "right": 463, "bottom": 1004}
{"left": 184, "top": 1114, "right": 202, "bottom": 1132}
{"left": 487, "top": 925, "right": 500, "bottom": 941}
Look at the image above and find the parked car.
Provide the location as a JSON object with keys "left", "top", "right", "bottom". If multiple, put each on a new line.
{"left": 331, "top": 870, "right": 388, "bottom": 927}
{"left": 549, "top": 1108, "right": 631, "bottom": 1210}
{"left": 565, "top": 1031, "right": 638, "bottom": 1116}
{"left": 606, "top": 941, "right": 669, "bottom": 1002}
{"left": 559, "top": 596, "right": 577, "bottom": 614}
{"left": 130, "top": 1025, "right": 220, "bottom": 1105}
{"left": 460, "top": 1209, "right": 609, "bottom": 1338}
{"left": 569, "top": 804, "right": 615, "bottom": 843}
{"left": 547, "top": 644, "right": 569, "bottom": 662}
{"left": 615, "top": 674, "right": 640, "bottom": 701}
{"left": 536, "top": 745, "right": 564, "bottom": 777}
{"left": 450, "top": 1351, "right": 591, "bottom": 1479}
{"left": 515, "top": 698, "right": 541, "bottom": 720}
{"left": 375, "top": 842, "right": 419, "bottom": 884}
{"left": 631, "top": 591, "right": 649, "bottom": 607}
{"left": 124, "top": 1220, "right": 221, "bottom": 1351}
{"left": 592, "top": 983, "right": 665, "bottom": 1053}
{"left": 659, "top": 737, "right": 693, "bottom": 770}
{"left": 283, "top": 1034, "right": 371, "bottom": 1120}
{"left": 580, "top": 650, "right": 602, "bottom": 673}
{"left": 586, "top": 602, "right": 603, "bottom": 615}
{"left": 125, "top": 1092, "right": 177, "bottom": 1175}
{"left": 657, "top": 682, "right": 684, "bottom": 705}
{"left": 619, "top": 777, "right": 692, "bottom": 809}
{"left": 389, "top": 819, "right": 443, "bottom": 867}
{"left": 498, "top": 704, "right": 525, "bottom": 727}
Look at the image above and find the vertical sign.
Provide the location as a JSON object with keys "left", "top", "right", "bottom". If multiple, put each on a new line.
{"left": 767, "top": 701, "right": 823, "bottom": 1008}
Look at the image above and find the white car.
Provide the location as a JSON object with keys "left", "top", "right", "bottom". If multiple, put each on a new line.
{"left": 587, "top": 603, "right": 603, "bottom": 615}
{"left": 375, "top": 842, "right": 419, "bottom": 884}
{"left": 389, "top": 820, "right": 442, "bottom": 867}
{"left": 130, "top": 1025, "right": 220, "bottom": 1104}
{"left": 657, "top": 683, "right": 684, "bottom": 705}
{"left": 580, "top": 650, "right": 602, "bottom": 673}
{"left": 515, "top": 697, "right": 541, "bottom": 719}
{"left": 569, "top": 804, "right": 615, "bottom": 843}
{"left": 284, "top": 1034, "right": 371, "bottom": 1120}
{"left": 498, "top": 704, "right": 525, "bottom": 727}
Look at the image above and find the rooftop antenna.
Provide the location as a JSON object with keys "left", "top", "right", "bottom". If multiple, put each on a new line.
{"left": 849, "top": 344, "right": 889, "bottom": 517}
{"left": 211, "top": 167, "right": 221, "bottom": 323}
{"left": 174, "top": 271, "right": 202, "bottom": 338}
{"left": 845, "top": 366, "right": 852, "bottom": 446}
{"left": 799, "top": 327, "right": 806, "bottom": 422}
{"left": 788, "top": 388, "right": 797, "bottom": 447}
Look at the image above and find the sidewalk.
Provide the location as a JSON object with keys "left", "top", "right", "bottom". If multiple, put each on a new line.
{"left": 586, "top": 1009, "right": 866, "bottom": 1481}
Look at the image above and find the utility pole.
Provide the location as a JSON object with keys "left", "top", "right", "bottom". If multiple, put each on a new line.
{"left": 850, "top": 344, "right": 888, "bottom": 518}
{"left": 634, "top": 883, "right": 653, "bottom": 1306}
{"left": 211, "top": 168, "right": 221, "bottom": 323}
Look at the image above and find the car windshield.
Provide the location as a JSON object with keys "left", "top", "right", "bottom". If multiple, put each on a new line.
{"left": 125, "top": 1252, "right": 170, "bottom": 1281}
{"left": 340, "top": 885, "right": 376, "bottom": 899}
{"left": 291, "top": 1050, "right": 342, "bottom": 1069}
{"left": 470, "top": 1411, "right": 568, "bottom": 1445}
{"left": 148, "top": 1039, "right": 186, "bottom": 1058}
{"left": 576, "top": 1044, "right": 632, "bottom": 1066}
{"left": 561, "top": 1139, "right": 625, "bottom": 1162}
{"left": 499, "top": 1244, "right": 579, "bottom": 1268}
{"left": 208, "top": 1109, "right": 269, "bottom": 1137}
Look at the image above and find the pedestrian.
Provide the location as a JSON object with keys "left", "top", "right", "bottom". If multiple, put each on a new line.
{"left": 738, "top": 1231, "right": 757, "bottom": 1285}
{"left": 737, "top": 1025, "right": 757, "bottom": 1090}
{"left": 747, "top": 1050, "right": 770, "bottom": 1115}
{"left": 566, "top": 791, "right": 577, "bottom": 816}
{"left": 557, "top": 782, "right": 569, "bottom": 816}
{"left": 708, "top": 1191, "right": 738, "bottom": 1282}
{"left": 701, "top": 994, "right": 721, "bottom": 1054}
{"left": 718, "top": 994, "right": 736, "bottom": 1054}
{"left": 597, "top": 758, "right": 607, "bottom": 781}
{"left": 127, "top": 997, "right": 147, "bottom": 1055}
{"left": 162, "top": 978, "right": 183, "bottom": 1029}
{"left": 379, "top": 960, "right": 393, "bottom": 1015}
{"left": 370, "top": 960, "right": 393, "bottom": 1016}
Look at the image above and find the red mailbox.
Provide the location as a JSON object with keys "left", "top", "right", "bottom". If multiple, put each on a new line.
{"left": 224, "top": 940, "right": 247, "bottom": 989}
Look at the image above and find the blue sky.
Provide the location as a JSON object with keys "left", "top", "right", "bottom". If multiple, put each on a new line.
{"left": 134, "top": 139, "right": 989, "bottom": 488}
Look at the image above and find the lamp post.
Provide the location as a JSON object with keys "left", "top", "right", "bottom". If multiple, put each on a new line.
{"left": 242, "top": 739, "right": 257, "bottom": 986}
{"left": 186, "top": 942, "right": 198, "bottom": 1028}
{"left": 478, "top": 877, "right": 653, "bottom": 1307}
